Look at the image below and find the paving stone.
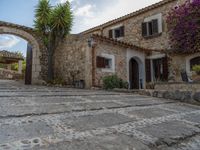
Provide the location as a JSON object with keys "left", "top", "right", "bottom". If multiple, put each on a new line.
{"left": 64, "top": 113, "right": 134, "bottom": 131}
{"left": 72, "top": 102, "right": 125, "bottom": 111}
{"left": 0, "top": 121, "right": 53, "bottom": 144}
{"left": 182, "top": 113, "right": 200, "bottom": 124}
{"left": 33, "top": 133, "right": 150, "bottom": 150}
{"left": 0, "top": 80, "right": 200, "bottom": 149}
{"left": 138, "top": 121, "right": 200, "bottom": 147}
{"left": 127, "top": 108, "right": 175, "bottom": 119}
{"left": 121, "top": 99, "right": 168, "bottom": 106}
{"left": 162, "top": 103, "right": 200, "bottom": 113}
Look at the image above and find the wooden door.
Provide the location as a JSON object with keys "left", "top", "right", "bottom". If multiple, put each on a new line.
{"left": 129, "top": 58, "right": 139, "bottom": 89}
{"left": 25, "top": 44, "right": 32, "bottom": 85}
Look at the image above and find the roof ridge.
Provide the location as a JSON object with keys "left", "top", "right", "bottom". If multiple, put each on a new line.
{"left": 81, "top": 0, "right": 177, "bottom": 35}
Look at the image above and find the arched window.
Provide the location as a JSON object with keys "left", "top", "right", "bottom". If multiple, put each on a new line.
{"left": 190, "top": 56, "right": 200, "bottom": 70}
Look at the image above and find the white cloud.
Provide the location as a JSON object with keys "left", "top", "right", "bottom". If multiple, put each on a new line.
{"left": 72, "top": 0, "right": 161, "bottom": 33}
{"left": 57, "top": 0, "right": 74, "bottom": 4}
{"left": 0, "top": 35, "right": 20, "bottom": 49}
{"left": 74, "top": 4, "right": 95, "bottom": 17}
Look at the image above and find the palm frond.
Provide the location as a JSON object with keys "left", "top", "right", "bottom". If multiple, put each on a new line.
{"left": 34, "top": 0, "right": 51, "bottom": 33}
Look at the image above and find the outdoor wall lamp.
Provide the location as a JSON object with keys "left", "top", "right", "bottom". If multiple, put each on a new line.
{"left": 87, "top": 37, "right": 96, "bottom": 48}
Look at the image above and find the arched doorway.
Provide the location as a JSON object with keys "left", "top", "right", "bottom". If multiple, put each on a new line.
{"left": 129, "top": 58, "right": 139, "bottom": 89}
{"left": 0, "top": 21, "right": 47, "bottom": 84}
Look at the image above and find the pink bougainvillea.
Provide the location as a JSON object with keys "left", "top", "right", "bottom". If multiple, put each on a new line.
{"left": 166, "top": 0, "right": 200, "bottom": 53}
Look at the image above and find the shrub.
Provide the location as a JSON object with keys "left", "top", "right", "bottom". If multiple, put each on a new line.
{"left": 102, "top": 75, "right": 128, "bottom": 90}
{"left": 47, "top": 77, "right": 66, "bottom": 86}
{"left": 192, "top": 65, "right": 200, "bottom": 75}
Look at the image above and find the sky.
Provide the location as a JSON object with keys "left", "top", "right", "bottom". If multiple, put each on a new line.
{"left": 0, "top": 0, "right": 161, "bottom": 56}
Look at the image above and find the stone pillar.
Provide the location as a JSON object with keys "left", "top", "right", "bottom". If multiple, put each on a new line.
{"left": 18, "top": 60, "right": 23, "bottom": 74}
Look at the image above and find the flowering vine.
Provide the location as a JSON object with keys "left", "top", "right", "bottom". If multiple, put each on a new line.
{"left": 166, "top": 0, "right": 200, "bottom": 53}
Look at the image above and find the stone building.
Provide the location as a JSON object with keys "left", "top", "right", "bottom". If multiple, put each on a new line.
{"left": 54, "top": 0, "right": 200, "bottom": 89}
{"left": 0, "top": 50, "right": 24, "bottom": 80}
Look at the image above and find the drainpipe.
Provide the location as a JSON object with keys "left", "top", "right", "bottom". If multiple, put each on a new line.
{"left": 92, "top": 46, "right": 96, "bottom": 87}
{"left": 88, "top": 37, "right": 97, "bottom": 87}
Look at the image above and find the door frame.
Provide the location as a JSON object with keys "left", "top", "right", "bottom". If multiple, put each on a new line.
{"left": 129, "top": 58, "right": 140, "bottom": 89}
{"left": 25, "top": 44, "right": 32, "bottom": 85}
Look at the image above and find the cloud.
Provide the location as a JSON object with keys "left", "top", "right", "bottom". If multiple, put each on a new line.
{"left": 0, "top": 35, "right": 20, "bottom": 49}
{"left": 74, "top": 4, "right": 95, "bottom": 17}
{"left": 57, "top": 0, "right": 74, "bottom": 4}
{"left": 72, "top": 0, "right": 161, "bottom": 33}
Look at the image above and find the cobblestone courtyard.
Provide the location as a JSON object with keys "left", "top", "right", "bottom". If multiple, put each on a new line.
{"left": 0, "top": 80, "right": 200, "bottom": 150}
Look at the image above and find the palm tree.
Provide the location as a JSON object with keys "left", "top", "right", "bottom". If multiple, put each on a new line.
{"left": 34, "top": 0, "right": 73, "bottom": 81}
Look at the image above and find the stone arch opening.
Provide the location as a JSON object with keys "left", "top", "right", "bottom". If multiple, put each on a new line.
{"left": 129, "top": 57, "right": 144, "bottom": 89}
{"left": 190, "top": 56, "right": 200, "bottom": 70}
{"left": 0, "top": 21, "right": 46, "bottom": 84}
{"left": 186, "top": 53, "right": 200, "bottom": 74}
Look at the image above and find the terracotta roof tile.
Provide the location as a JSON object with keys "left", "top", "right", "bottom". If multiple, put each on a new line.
{"left": 92, "top": 34, "right": 166, "bottom": 53}
{"left": 0, "top": 50, "right": 24, "bottom": 60}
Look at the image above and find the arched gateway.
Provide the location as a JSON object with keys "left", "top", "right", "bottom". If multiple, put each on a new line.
{"left": 0, "top": 21, "right": 47, "bottom": 84}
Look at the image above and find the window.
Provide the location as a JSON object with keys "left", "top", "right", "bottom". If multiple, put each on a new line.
{"left": 190, "top": 56, "right": 200, "bottom": 70}
{"left": 96, "top": 57, "right": 112, "bottom": 69}
{"left": 142, "top": 13, "right": 162, "bottom": 37}
{"left": 109, "top": 26, "right": 124, "bottom": 39}
{"left": 96, "top": 54, "right": 115, "bottom": 72}
{"left": 142, "top": 19, "right": 159, "bottom": 37}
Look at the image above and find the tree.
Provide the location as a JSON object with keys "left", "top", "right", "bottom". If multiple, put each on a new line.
{"left": 34, "top": 0, "right": 73, "bottom": 81}
{"left": 166, "top": 0, "right": 200, "bottom": 53}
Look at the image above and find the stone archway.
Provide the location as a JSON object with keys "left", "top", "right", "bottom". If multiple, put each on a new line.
{"left": 129, "top": 58, "right": 139, "bottom": 89}
{"left": 128, "top": 56, "right": 145, "bottom": 89}
{"left": 0, "top": 21, "right": 47, "bottom": 84}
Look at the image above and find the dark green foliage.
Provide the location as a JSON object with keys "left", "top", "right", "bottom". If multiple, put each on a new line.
{"left": 102, "top": 75, "right": 128, "bottom": 90}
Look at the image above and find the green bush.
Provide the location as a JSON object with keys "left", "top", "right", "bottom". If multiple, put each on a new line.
{"left": 192, "top": 65, "right": 200, "bottom": 75}
{"left": 48, "top": 77, "right": 66, "bottom": 86}
{"left": 102, "top": 75, "right": 128, "bottom": 90}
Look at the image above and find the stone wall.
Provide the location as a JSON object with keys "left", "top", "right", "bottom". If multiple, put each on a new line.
{"left": 168, "top": 53, "right": 200, "bottom": 82}
{"left": 90, "top": 0, "right": 186, "bottom": 50}
{"left": 94, "top": 40, "right": 127, "bottom": 87}
{"left": 155, "top": 82, "right": 200, "bottom": 91}
{"left": 53, "top": 35, "right": 92, "bottom": 88}
{"left": 140, "top": 89, "right": 200, "bottom": 105}
{"left": 0, "top": 68, "right": 23, "bottom": 80}
{"left": 0, "top": 21, "right": 48, "bottom": 84}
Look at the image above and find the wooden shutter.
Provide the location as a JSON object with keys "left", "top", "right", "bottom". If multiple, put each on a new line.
{"left": 142, "top": 22, "right": 148, "bottom": 37}
{"left": 96, "top": 56, "right": 105, "bottom": 68}
{"left": 145, "top": 59, "right": 151, "bottom": 82}
{"left": 109, "top": 30, "right": 113, "bottom": 38}
{"left": 162, "top": 56, "right": 168, "bottom": 81}
{"left": 152, "top": 19, "right": 159, "bottom": 34}
{"left": 120, "top": 26, "right": 125, "bottom": 37}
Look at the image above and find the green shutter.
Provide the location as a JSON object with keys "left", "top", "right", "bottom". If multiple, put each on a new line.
{"left": 152, "top": 19, "right": 159, "bottom": 34}
{"left": 142, "top": 22, "right": 148, "bottom": 37}
{"left": 109, "top": 30, "right": 113, "bottom": 38}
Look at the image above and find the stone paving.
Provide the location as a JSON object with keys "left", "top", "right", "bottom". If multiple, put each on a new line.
{"left": 0, "top": 80, "right": 200, "bottom": 150}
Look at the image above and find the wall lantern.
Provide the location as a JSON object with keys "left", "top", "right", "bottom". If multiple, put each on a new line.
{"left": 87, "top": 37, "right": 96, "bottom": 48}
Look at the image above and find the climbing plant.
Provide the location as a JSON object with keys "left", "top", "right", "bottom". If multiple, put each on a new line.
{"left": 166, "top": 0, "right": 200, "bottom": 53}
